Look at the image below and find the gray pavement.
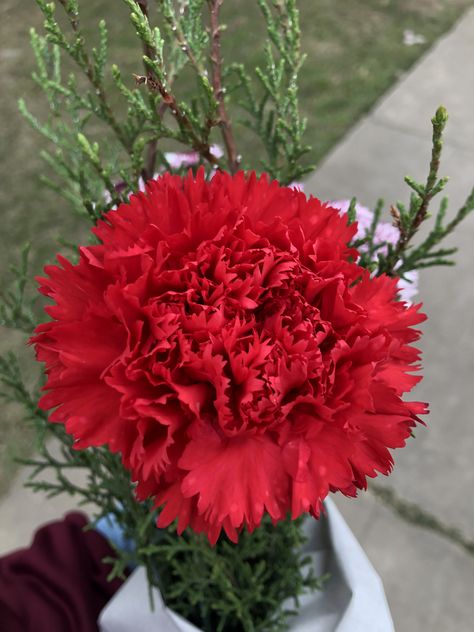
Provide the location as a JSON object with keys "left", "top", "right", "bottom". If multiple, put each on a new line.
{"left": 307, "top": 8, "right": 474, "bottom": 631}
{"left": 1, "top": 7, "right": 474, "bottom": 631}
{"left": 336, "top": 493, "right": 474, "bottom": 632}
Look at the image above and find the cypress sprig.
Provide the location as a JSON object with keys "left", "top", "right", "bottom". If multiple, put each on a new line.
{"left": 375, "top": 106, "right": 457, "bottom": 275}
{"left": 377, "top": 107, "right": 448, "bottom": 274}
{"left": 125, "top": 0, "right": 233, "bottom": 171}
{"left": 23, "top": 0, "right": 313, "bottom": 218}
{"left": 148, "top": 514, "right": 326, "bottom": 632}
{"left": 397, "top": 182, "right": 474, "bottom": 274}
{"left": 228, "top": 0, "right": 311, "bottom": 184}
{"left": 37, "top": 0, "right": 133, "bottom": 152}
{"left": 0, "top": 245, "right": 37, "bottom": 334}
{"left": 351, "top": 107, "right": 474, "bottom": 276}
{"left": 0, "top": 353, "right": 45, "bottom": 422}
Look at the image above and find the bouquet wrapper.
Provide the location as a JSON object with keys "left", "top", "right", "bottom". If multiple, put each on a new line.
{"left": 98, "top": 498, "right": 394, "bottom": 632}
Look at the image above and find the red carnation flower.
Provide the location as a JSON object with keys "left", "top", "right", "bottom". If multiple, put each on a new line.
{"left": 32, "top": 170, "right": 427, "bottom": 543}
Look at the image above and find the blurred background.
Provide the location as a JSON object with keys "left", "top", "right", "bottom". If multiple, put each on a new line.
{"left": 1, "top": 1, "right": 474, "bottom": 630}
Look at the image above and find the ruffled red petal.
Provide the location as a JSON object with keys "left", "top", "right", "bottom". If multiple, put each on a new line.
{"left": 31, "top": 170, "right": 427, "bottom": 543}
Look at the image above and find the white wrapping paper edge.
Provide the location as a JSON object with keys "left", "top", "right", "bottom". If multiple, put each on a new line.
{"left": 98, "top": 498, "right": 394, "bottom": 632}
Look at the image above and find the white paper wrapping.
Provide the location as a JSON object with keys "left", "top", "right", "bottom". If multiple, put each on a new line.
{"left": 99, "top": 498, "right": 394, "bottom": 632}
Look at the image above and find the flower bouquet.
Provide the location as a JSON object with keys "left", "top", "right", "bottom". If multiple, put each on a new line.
{"left": 2, "top": 1, "right": 474, "bottom": 631}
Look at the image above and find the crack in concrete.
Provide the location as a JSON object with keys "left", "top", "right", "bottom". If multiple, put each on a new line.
{"left": 369, "top": 483, "right": 474, "bottom": 559}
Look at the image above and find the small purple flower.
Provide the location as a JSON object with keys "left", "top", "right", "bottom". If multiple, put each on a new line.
{"left": 164, "top": 144, "right": 224, "bottom": 170}
{"left": 331, "top": 199, "right": 399, "bottom": 253}
{"left": 331, "top": 199, "right": 419, "bottom": 304}
{"left": 164, "top": 151, "right": 200, "bottom": 170}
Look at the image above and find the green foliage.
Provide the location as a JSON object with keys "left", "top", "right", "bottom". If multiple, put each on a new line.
{"left": 148, "top": 515, "right": 325, "bottom": 631}
{"left": 0, "top": 245, "right": 37, "bottom": 333}
{"left": 350, "top": 199, "right": 385, "bottom": 272}
{"left": 0, "top": 352, "right": 44, "bottom": 421}
{"left": 350, "top": 107, "right": 474, "bottom": 276}
{"left": 378, "top": 106, "right": 452, "bottom": 274}
{"left": 227, "top": 0, "right": 310, "bottom": 183}
{"left": 20, "top": 0, "right": 313, "bottom": 222}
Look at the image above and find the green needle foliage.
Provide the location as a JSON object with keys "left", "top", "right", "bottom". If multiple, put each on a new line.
{"left": 0, "top": 244, "right": 37, "bottom": 334}
{"left": 2, "top": 2, "right": 474, "bottom": 631}
{"left": 20, "top": 0, "right": 312, "bottom": 225}
{"left": 351, "top": 107, "right": 474, "bottom": 277}
{"left": 148, "top": 515, "right": 325, "bottom": 631}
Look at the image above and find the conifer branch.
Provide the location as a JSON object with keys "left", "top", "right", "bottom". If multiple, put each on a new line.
{"left": 133, "top": 73, "right": 220, "bottom": 167}
{"left": 0, "top": 353, "right": 44, "bottom": 421}
{"left": 208, "top": 0, "right": 239, "bottom": 173}
{"left": 378, "top": 106, "right": 449, "bottom": 275}
{"left": 0, "top": 245, "right": 38, "bottom": 334}
{"left": 160, "top": 0, "right": 208, "bottom": 77}
{"left": 369, "top": 106, "right": 474, "bottom": 276}
{"left": 52, "top": 0, "right": 133, "bottom": 154}
{"left": 226, "top": 0, "right": 311, "bottom": 183}
{"left": 124, "top": 0, "right": 220, "bottom": 168}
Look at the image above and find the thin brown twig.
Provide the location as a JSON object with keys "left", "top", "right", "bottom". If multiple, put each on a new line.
{"left": 137, "top": 1, "right": 195, "bottom": 179}
{"left": 159, "top": 3, "right": 217, "bottom": 158}
{"left": 58, "top": 0, "right": 79, "bottom": 31}
{"left": 132, "top": 2, "right": 220, "bottom": 172}
{"left": 208, "top": 0, "right": 239, "bottom": 173}
{"left": 133, "top": 74, "right": 220, "bottom": 167}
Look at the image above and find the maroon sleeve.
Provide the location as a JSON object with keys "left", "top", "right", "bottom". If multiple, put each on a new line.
{"left": 0, "top": 512, "right": 125, "bottom": 632}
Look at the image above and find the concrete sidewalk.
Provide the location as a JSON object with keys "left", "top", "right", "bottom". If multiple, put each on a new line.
{"left": 306, "top": 7, "right": 474, "bottom": 631}
{"left": 1, "top": 7, "right": 474, "bottom": 632}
